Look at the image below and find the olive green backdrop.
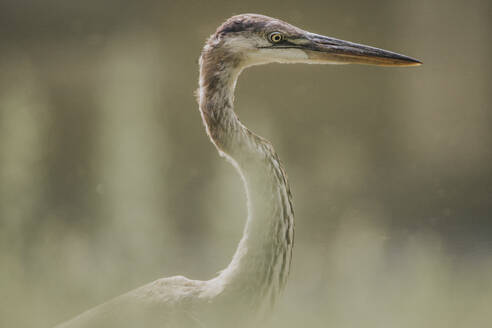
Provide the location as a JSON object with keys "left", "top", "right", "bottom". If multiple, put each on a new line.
{"left": 0, "top": 0, "right": 491, "bottom": 327}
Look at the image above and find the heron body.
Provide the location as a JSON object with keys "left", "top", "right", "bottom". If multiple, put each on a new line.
{"left": 55, "top": 14, "right": 420, "bottom": 328}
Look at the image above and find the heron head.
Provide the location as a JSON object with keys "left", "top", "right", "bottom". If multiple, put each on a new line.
{"left": 212, "top": 14, "right": 421, "bottom": 67}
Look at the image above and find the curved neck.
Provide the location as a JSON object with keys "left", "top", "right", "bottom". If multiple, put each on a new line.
{"left": 198, "top": 45, "right": 294, "bottom": 309}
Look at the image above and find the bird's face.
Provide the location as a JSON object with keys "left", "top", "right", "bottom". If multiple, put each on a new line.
{"left": 216, "top": 14, "right": 421, "bottom": 67}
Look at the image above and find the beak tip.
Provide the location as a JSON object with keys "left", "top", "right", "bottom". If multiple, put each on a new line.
{"left": 409, "top": 58, "right": 423, "bottom": 66}
{"left": 386, "top": 56, "right": 422, "bottom": 67}
{"left": 401, "top": 56, "right": 422, "bottom": 67}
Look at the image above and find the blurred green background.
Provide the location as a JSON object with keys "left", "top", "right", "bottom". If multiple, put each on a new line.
{"left": 0, "top": 0, "right": 491, "bottom": 327}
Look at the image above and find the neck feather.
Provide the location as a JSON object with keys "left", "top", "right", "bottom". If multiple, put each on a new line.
{"left": 198, "top": 44, "right": 294, "bottom": 309}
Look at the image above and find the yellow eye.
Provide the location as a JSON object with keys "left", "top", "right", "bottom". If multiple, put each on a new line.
{"left": 268, "top": 32, "right": 283, "bottom": 43}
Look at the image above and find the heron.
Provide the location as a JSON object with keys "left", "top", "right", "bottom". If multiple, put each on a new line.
{"left": 55, "top": 13, "right": 420, "bottom": 328}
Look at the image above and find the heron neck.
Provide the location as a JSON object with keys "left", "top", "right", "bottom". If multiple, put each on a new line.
{"left": 198, "top": 49, "right": 294, "bottom": 308}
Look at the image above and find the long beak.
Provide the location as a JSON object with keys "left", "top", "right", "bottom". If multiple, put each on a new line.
{"left": 304, "top": 33, "right": 422, "bottom": 67}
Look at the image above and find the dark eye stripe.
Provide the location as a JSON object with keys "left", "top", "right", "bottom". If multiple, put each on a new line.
{"left": 258, "top": 39, "right": 301, "bottom": 50}
{"left": 276, "top": 39, "right": 296, "bottom": 46}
